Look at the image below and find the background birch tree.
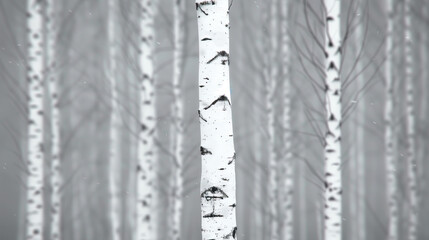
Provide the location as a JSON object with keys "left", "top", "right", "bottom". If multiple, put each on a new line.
{"left": 25, "top": 0, "right": 45, "bottom": 239}
{"left": 46, "top": 0, "right": 62, "bottom": 239}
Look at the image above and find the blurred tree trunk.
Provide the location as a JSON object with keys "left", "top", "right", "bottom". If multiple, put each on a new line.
{"left": 280, "top": 0, "right": 293, "bottom": 239}
{"left": 196, "top": 0, "right": 238, "bottom": 239}
{"left": 268, "top": 0, "right": 279, "bottom": 238}
{"left": 385, "top": 1, "right": 398, "bottom": 240}
{"left": 261, "top": 2, "right": 270, "bottom": 239}
{"left": 136, "top": 0, "right": 157, "bottom": 239}
{"left": 169, "top": 0, "right": 185, "bottom": 239}
{"left": 25, "top": 0, "right": 45, "bottom": 239}
{"left": 46, "top": 0, "right": 62, "bottom": 239}
{"left": 404, "top": 0, "right": 418, "bottom": 239}
{"left": 108, "top": 0, "right": 122, "bottom": 239}
{"left": 323, "top": 0, "right": 342, "bottom": 239}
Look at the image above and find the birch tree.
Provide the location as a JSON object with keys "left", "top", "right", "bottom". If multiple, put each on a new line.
{"left": 404, "top": 0, "right": 418, "bottom": 239}
{"left": 196, "top": 0, "right": 238, "bottom": 239}
{"left": 170, "top": 0, "right": 186, "bottom": 239}
{"left": 268, "top": 0, "right": 279, "bottom": 238}
{"left": 385, "top": 0, "right": 398, "bottom": 239}
{"left": 136, "top": 0, "right": 157, "bottom": 239}
{"left": 108, "top": 0, "right": 121, "bottom": 239}
{"left": 323, "top": 0, "right": 342, "bottom": 239}
{"left": 46, "top": 0, "right": 62, "bottom": 239}
{"left": 26, "top": 0, "right": 45, "bottom": 239}
{"left": 280, "top": 0, "right": 293, "bottom": 239}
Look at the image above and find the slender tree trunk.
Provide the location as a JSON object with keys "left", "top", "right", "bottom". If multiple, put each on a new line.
{"left": 196, "top": 0, "right": 238, "bottom": 239}
{"left": 385, "top": 0, "right": 399, "bottom": 238}
{"left": 355, "top": 3, "right": 366, "bottom": 240}
{"left": 268, "top": 0, "right": 279, "bottom": 239}
{"left": 299, "top": 158, "right": 307, "bottom": 240}
{"left": 25, "top": 0, "right": 45, "bottom": 239}
{"left": 323, "top": 0, "right": 342, "bottom": 239}
{"left": 280, "top": 0, "right": 293, "bottom": 239}
{"left": 170, "top": 0, "right": 185, "bottom": 239}
{"left": 46, "top": 0, "right": 62, "bottom": 239}
{"left": 404, "top": 0, "right": 417, "bottom": 239}
{"left": 108, "top": 0, "right": 121, "bottom": 239}
{"left": 261, "top": 2, "right": 271, "bottom": 239}
{"left": 136, "top": 0, "right": 157, "bottom": 239}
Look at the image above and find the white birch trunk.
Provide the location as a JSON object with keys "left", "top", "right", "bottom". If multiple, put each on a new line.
{"left": 280, "top": 0, "right": 293, "bottom": 239}
{"left": 385, "top": 0, "right": 398, "bottom": 238}
{"left": 108, "top": 0, "right": 121, "bottom": 239}
{"left": 196, "top": 0, "right": 238, "bottom": 239}
{"left": 169, "top": 0, "right": 185, "bottom": 239}
{"left": 268, "top": 0, "right": 279, "bottom": 239}
{"left": 46, "top": 0, "right": 62, "bottom": 239}
{"left": 323, "top": 0, "right": 342, "bottom": 239}
{"left": 136, "top": 0, "right": 157, "bottom": 239}
{"left": 25, "top": 0, "right": 45, "bottom": 239}
{"left": 404, "top": 0, "right": 418, "bottom": 239}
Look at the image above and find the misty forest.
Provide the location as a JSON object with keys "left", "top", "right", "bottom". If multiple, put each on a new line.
{"left": 0, "top": 0, "right": 428, "bottom": 239}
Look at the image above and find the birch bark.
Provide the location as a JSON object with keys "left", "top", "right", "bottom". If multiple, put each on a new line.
{"left": 108, "top": 0, "right": 121, "bottom": 239}
{"left": 385, "top": 0, "right": 398, "bottom": 239}
{"left": 280, "top": 0, "right": 293, "bottom": 239}
{"left": 26, "top": 0, "right": 45, "bottom": 239}
{"left": 170, "top": 0, "right": 185, "bottom": 239}
{"left": 136, "top": 0, "right": 157, "bottom": 239}
{"left": 196, "top": 0, "right": 238, "bottom": 239}
{"left": 323, "top": 0, "right": 342, "bottom": 239}
{"left": 46, "top": 0, "right": 62, "bottom": 239}
{"left": 404, "top": 0, "right": 418, "bottom": 239}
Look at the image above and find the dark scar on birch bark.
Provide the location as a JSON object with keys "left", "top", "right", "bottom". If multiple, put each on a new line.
{"left": 228, "top": 152, "right": 236, "bottom": 165}
{"left": 328, "top": 62, "right": 339, "bottom": 71}
{"left": 200, "top": 146, "right": 212, "bottom": 155}
{"left": 204, "top": 95, "right": 231, "bottom": 110}
{"left": 207, "top": 51, "right": 230, "bottom": 65}
{"left": 198, "top": 110, "right": 207, "bottom": 122}
{"left": 201, "top": 186, "right": 228, "bottom": 200}
{"left": 222, "top": 226, "right": 238, "bottom": 239}
{"left": 196, "top": 1, "right": 215, "bottom": 15}
{"left": 201, "top": 38, "right": 212, "bottom": 41}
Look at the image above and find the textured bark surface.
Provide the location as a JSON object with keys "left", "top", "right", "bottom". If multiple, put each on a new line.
{"left": 280, "top": 0, "right": 293, "bottom": 239}
{"left": 385, "top": 0, "right": 398, "bottom": 239}
{"left": 404, "top": 0, "right": 418, "bottom": 239}
{"left": 47, "top": 0, "right": 62, "bottom": 239}
{"left": 196, "top": 0, "right": 238, "bottom": 239}
{"left": 108, "top": 0, "right": 122, "bottom": 239}
{"left": 323, "top": 0, "right": 342, "bottom": 239}
{"left": 170, "top": 0, "right": 186, "bottom": 239}
{"left": 26, "top": 0, "right": 45, "bottom": 239}
{"left": 136, "top": 0, "right": 157, "bottom": 239}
